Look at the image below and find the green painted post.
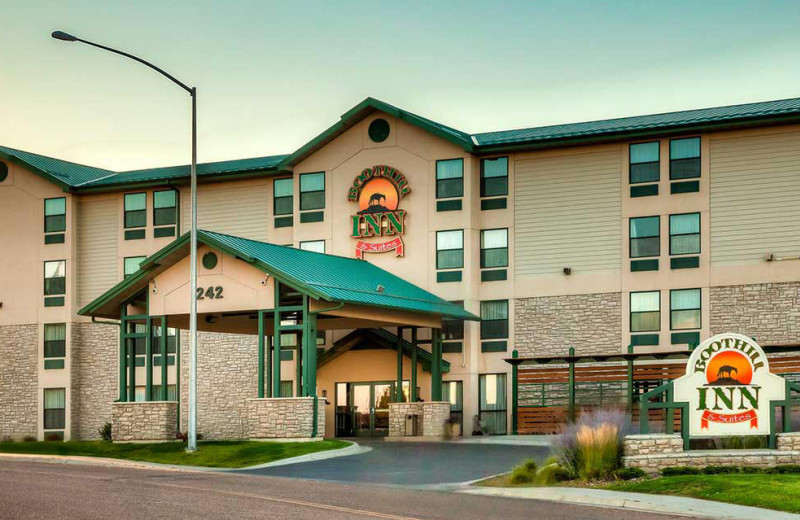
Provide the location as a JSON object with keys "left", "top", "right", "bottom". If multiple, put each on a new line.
{"left": 410, "top": 327, "right": 418, "bottom": 402}
{"left": 272, "top": 282, "right": 282, "bottom": 398}
{"left": 512, "top": 350, "right": 519, "bottom": 435}
{"left": 145, "top": 316, "right": 153, "bottom": 401}
{"left": 257, "top": 310, "right": 265, "bottom": 398}
{"left": 119, "top": 305, "right": 127, "bottom": 402}
{"left": 297, "top": 295, "right": 307, "bottom": 397}
{"left": 128, "top": 321, "right": 136, "bottom": 402}
{"left": 176, "top": 328, "right": 181, "bottom": 429}
{"left": 161, "top": 317, "right": 168, "bottom": 401}
{"left": 266, "top": 335, "right": 273, "bottom": 398}
{"left": 626, "top": 344, "right": 634, "bottom": 414}
{"left": 396, "top": 327, "right": 403, "bottom": 402}
{"left": 568, "top": 347, "right": 575, "bottom": 422}
{"left": 306, "top": 312, "right": 318, "bottom": 397}
{"left": 431, "top": 329, "right": 443, "bottom": 401}
{"left": 666, "top": 384, "right": 675, "bottom": 434}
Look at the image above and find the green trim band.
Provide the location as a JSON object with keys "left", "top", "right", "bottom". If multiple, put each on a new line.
{"left": 481, "top": 340, "right": 507, "bottom": 352}
{"left": 153, "top": 226, "right": 176, "bottom": 238}
{"left": 631, "top": 333, "right": 659, "bottom": 346}
{"left": 670, "top": 256, "right": 699, "bottom": 269}
{"left": 481, "top": 198, "right": 507, "bottom": 211}
{"left": 44, "top": 296, "right": 64, "bottom": 307}
{"left": 436, "top": 199, "right": 462, "bottom": 212}
{"left": 44, "top": 233, "right": 65, "bottom": 245}
{"left": 124, "top": 229, "right": 146, "bottom": 240}
{"left": 670, "top": 180, "right": 700, "bottom": 194}
{"left": 300, "top": 211, "right": 324, "bottom": 223}
{"left": 630, "top": 259, "right": 659, "bottom": 272}
{"left": 442, "top": 341, "right": 463, "bottom": 353}
{"left": 630, "top": 184, "right": 658, "bottom": 198}
{"left": 481, "top": 269, "right": 507, "bottom": 282}
{"left": 671, "top": 331, "right": 700, "bottom": 346}
{"left": 274, "top": 216, "right": 293, "bottom": 228}
{"left": 44, "top": 359, "right": 65, "bottom": 370}
{"left": 437, "top": 270, "right": 462, "bottom": 283}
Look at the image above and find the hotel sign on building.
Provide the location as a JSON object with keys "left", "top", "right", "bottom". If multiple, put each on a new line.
{"left": 348, "top": 165, "right": 410, "bottom": 259}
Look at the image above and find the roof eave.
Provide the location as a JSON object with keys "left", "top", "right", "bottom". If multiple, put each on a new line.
{"left": 74, "top": 167, "right": 286, "bottom": 193}
{"left": 0, "top": 151, "right": 75, "bottom": 192}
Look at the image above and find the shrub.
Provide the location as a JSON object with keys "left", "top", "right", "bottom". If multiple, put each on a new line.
{"left": 536, "top": 463, "right": 572, "bottom": 485}
{"left": 1, "top": 435, "right": 14, "bottom": 443}
{"left": 509, "top": 459, "right": 537, "bottom": 484}
{"left": 614, "top": 467, "right": 646, "bottom": 480}
{"left": 661, "top": 466, "right": 701, "bottom": 476}
{"left": 771, "top": 465, "right": 800, "bottom": 474}
{"left": 22, "top": 435, "right": 37, "bottom": 442}
{"left": 44, "top": 432, "right": 63, "bottom": 442}
{"left": 740, "top": 466, "right": 763, "bottom": 474}
{"left": 701, "top": 465, "right": 740, "bottom": 474}
{"left": 98, "top": 422, "right": 112, "bottom": 442}
{"left": 552, "top": 409, "right": 632, "bottom": 481}
{"left": 720, "top": 436, "right": 767, "bottom": 450}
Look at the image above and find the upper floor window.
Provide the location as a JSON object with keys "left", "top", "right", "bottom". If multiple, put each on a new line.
{"left": 124, "top": 256, "right": 146, "bottom": 278}
{"left": 436, "top": 230, "right": 463, "bottom": 269}
{"left": 299, "top": 172, "right": 325, "bottom": 211}
{"left": 670, "top": 137, "right": 700, "bottom": 180}
{"left": 300, "top": 240, "right": 325, "bottom": 253}
{"left": 480, "top": 300, "right": 509, "bottom": 340}
{"left": 124, "top": 193, "right": 147, "bottom": 228}
{"left": 43, "top": 388, "right": 66, "bottom": 431}
{"left": 442, "top": 301, "right": 465, "bottom": 341}
{"left": 44, "top": 323, "right": 66, "bottom": 359}
{"left": 669, "top": 213, "right": 700, "bottom": 255}
{"left": 630, "top": 291, "right": 660, "bottom": 332}
{"left": 671, "top": 288, "right": 701, "bottom": 330}
{"left": 629, "top": 216, "right": 660, "bottom": 258}
{"left": 480, "top": 157, "right": 508, "bottom": 197}
{"left": 44, "top": 198, "right": 66, "bottom": 233}
{"left": 273, "top": 178, "right": 293, "bottom": 215}
{"left": 44, "top": 260, "right": 66, "bottom": 296}
{"left": 480, "top": 229, "right": 508, "bottom": 268}
{"left": 629, "top": 142, "right": 660, "bottom": 184}
{"left": 436, "top": 159, "right": 463, "bottom": 199}
{"left": 153, "top": 190, "right": 177, "bottom": 227}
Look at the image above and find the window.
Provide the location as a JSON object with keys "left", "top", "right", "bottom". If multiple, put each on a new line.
{"left": 479, "top": 374, "right": 507, "bottom": 435}
{"left": 480, "top": 300, "right": 508, "bottom": 339}
{"left": 299, "top": 172, "right": 325, "bottom": 210}
{"left": 152, "top": 326, "right": 178, "bottom": 354}
{"left": 44, "top": 324, "right": 66, "bottom": 358}
{"left": 436, "top": 230, "right": 463, "bottom": 269}
{"left": 300, "top": 240, "right": 325, "bottom": 253}
{"left": 44, "top": 198, "right": 66, "bottom": 233}
{"left": 153, "top": 190, "right": 177, "bottom": 226}
{"left": 669, "top": 213, "right": 700, "bottom": 255}
{"left": 629, "top": 142, "right": 660, "bottom": 184}
{"left": 670, "top": 137, "right": 700, "bottom": 180}
{"left": 124, "top": 193, "right": 147, "bottom": 228}
{"left": 480, "top": 229, "right": 508, "bottom": 268}
{"left": 152, "top": 385, "right": 178, "bottom": 401}
{"left": 44, "top": 260, "right": 66, "bottom": 295}
{"left": 317, "top": 330, "right": 326, "bottom": 346}
{"left": 43, "top": 388, "right": 66, "bottom": 430}
{"left": 442, "top": 380, "right": 463, "bottom": 433}
{"left": 436, "top": 159, "right": 463, "bottom": 199}
{"left": 273, "top": 178, "right": 293, "bottom": 215}
{"left": 280, "top": 380, "right": 293, "bottom": 398}
{"left": 480, "top": 157, "right": 508, "bottom": 197}
{"left": 629, "top": 216, "right": 660, "bottom": 258}
{"left": 442, "top": 302, "right": 464, "bottom": 341}
{"left": 671, "top": 289, "right": 701, "bottom": 330}
{"left": 630, "top": 291, "right": 660, "bottom": 332}
{"left": 124, "top": 256, "right": 146, "bottom": 277}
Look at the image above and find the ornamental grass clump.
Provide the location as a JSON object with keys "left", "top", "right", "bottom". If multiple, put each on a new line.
{"left": 553, "top": 409, "right": 631, "bottom": 481}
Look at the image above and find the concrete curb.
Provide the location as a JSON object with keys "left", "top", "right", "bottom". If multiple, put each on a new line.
{"left": 459, "top": 486, "right": 800, "bottom": 520}
{"left": 0, "top": 441, "right": 368, "bottom": 473}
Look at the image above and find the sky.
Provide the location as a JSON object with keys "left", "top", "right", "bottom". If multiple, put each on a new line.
{"left": 2, "top": 0, "right": 800, "bottom": 171}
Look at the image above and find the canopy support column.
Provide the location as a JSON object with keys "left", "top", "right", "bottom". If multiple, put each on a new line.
{"left": 410, "top": 328, "right": 418, "bottom": 402}
{"left": 118, "top": 304, "right": 127, "bottom": 402}
{"left": 431, "top": 328, "right": 443, "bottom": 401}
{"left": 145, "top": 316, "right": 153, "bottom": 401}
{"left": 127, "top": 320, "right": 136, "bottom": 402}
{"left": 160, "top": 316, "right": 168, "bottom": 401}
{"left": 272, "top": 282, "right": 282, "bottom": 398}
{"left": 302, "top": 298, "right": 318, "bottom": 397}
{"left": 257, "top": 310, "right": 265, "bottom": 398}
{"left": 396, "top": 327, "right": 404, "bottom": 402}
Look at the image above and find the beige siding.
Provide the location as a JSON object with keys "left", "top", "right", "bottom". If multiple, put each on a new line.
{"left": 710, "top": 129, "right": 800, "bottom": 264}
{"left": 195, "top": 182, "right": 269, "bottom": 241}
{"left": 514, "top": 147, "right": 622, "bottom": 276}
{"left": 77, "top": 197, "right": 118, "bottom": 307}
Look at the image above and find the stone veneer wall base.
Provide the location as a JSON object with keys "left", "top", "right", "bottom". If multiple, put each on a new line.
{"left": 247, "top": 397, "right": 325, "bottom": 439}
{"left": 112, "top": 401, "right": 178, "bottom": 442}
{"left": 388, "top": 402, "right": 451, "bottom": 437}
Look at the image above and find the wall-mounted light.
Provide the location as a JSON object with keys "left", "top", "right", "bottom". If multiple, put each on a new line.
{"left": 563, "top": 267, "right": 572, "bottom": 275}
{"left": 205, "top": 315, "right": 218, "bottom": 324}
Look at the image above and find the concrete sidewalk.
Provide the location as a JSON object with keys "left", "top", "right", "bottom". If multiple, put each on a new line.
{"left": 460, "top": 485, "right": 800, "bottom": 519}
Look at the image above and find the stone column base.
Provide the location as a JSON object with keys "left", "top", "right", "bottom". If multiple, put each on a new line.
{"left": 388, "top": 402, "right": 451, "bottom": 437}
{"left": 247, "top": 397, "right": 325, "bottom": 440}
{"left": 112, "top": 401, "right": 178, "bottom": 442}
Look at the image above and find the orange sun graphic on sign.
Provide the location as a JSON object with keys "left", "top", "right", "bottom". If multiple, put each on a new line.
{"left": 358, "top": 178, "right": 399, "bottom": 213}
{"left": 706, "top": 350, "right": 753, "bottom": 385}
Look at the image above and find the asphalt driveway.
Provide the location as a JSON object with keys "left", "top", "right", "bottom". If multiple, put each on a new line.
{"left": 244, "top": 439, "right": 551, "bottom": 486}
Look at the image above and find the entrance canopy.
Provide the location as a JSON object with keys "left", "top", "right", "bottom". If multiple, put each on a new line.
{"left": 78, "top": 229, "right": 477, "bottom": 332}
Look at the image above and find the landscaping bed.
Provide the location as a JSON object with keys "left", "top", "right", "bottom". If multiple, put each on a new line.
{"left": 0, "top": 439, "right": 350, "bottom": 468}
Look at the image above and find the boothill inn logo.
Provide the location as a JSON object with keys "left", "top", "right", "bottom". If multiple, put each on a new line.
{"left": 674, "top": 333, "right": 786, "bottom": 437}
{"left": 347, "top": 165, "right": 410, "bottom": 259}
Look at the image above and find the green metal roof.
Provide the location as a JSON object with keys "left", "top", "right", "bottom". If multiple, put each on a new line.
{"left": 79, "top": 229, "right": 478, "bottom": 321}
{"left": 0, "top": 145, "right": 115, "bottom": 189}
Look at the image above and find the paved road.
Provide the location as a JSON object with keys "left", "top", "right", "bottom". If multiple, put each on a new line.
{"left": 246, "top": 440, "right": 551, "bottom": 485}
{"left": 0, "top": 460, "right": 688, "bottom": 520}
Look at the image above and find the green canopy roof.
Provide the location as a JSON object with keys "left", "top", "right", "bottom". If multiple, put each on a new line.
{"left": 79, "top": 229, "right": 478, "bottom": 322}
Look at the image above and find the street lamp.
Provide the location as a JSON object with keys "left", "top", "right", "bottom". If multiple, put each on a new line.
{"left": 52, "top": 30, "right": 200, "bottom": 452}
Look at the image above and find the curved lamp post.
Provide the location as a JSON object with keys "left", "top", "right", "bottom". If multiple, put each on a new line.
{"left": 52, "top": 30, "right": 200, "bottom": 452}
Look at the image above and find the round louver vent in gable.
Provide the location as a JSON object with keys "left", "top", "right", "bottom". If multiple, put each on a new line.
{"left": 202, "top": 252, "right": 218, "bottom": 270}
{"left": 368, "top": 118, "right": 390, "bottom": 143}
{"left": 0, "top": 161, "right": 8, "bottom": 183}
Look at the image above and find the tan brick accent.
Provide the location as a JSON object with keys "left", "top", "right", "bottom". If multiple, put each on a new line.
{"left": 71, "top": 323, "right": 118, "bottom": 440}
{"left": 112, "top": 401, "right": 178, "bottom": 442}
{"left": 514, "top": 293, "right": 622, "bottom": 356}
{"left": 247, "top": 397, "right": 324, "bottom": 439}
{"left": 0, "top": 324, "right": 38, "bottom": 440}
{"left": 710, "top": 283, "right": 800, "bottom": 345}
{"left": 388, "top": 402, "right": 450, "bottom": 437}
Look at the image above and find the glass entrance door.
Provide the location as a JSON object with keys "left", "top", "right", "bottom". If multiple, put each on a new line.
{"left": 352, "top": 384, "right": 372, "bottom": 436}
{"left": 338, "top": 381, "right": 408, "bottom": 437}
{"left": 372, "top": 383, "right": 392, "bottom": 435}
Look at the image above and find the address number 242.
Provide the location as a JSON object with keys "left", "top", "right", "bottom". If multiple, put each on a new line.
{"left": 196, "top": 286, "right": 224, "bottom": 300}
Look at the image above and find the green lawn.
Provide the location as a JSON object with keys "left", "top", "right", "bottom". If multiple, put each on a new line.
{"left": 0, "top": 439, "right": 350, "bottom": 468}
{"left": 606, "top": 474, "right": 800, "bottom": 513}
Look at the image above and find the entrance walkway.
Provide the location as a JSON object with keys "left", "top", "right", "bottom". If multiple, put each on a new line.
{"left": 243, "top": 439, "right": 550, "bottom": 486}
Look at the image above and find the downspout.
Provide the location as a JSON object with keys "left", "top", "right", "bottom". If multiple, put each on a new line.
{"left": 308, "top": 301, "right": 345, "bottom": 437}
